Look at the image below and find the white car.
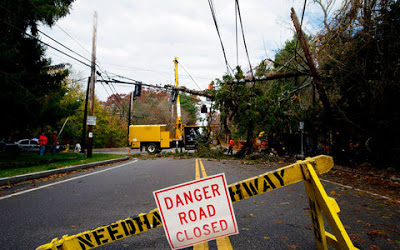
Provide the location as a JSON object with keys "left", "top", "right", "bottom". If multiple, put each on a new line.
{"left": 15, "top": 139, "right": 40, "bottom": 152}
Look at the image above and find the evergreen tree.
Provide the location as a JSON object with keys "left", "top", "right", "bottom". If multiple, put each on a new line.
{"left": 0, "top": 0, "right": 75, "bottom": 139}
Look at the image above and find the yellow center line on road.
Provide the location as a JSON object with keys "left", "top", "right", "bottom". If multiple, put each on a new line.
{"left": 193, "top": 158, "right": 209, "bottom": 250}
{"left": 199, "top": 158, "right": 208, "bottom": 179}
{"left": 193, "top": 159, "right": 233, "bottom": 250}
{"left": 195, "top": 158, "right": 201, "bottom": 180}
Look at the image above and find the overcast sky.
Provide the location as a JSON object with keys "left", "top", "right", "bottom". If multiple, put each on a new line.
{"left": 40, "top": 0, "right": 336, "bottom": 101}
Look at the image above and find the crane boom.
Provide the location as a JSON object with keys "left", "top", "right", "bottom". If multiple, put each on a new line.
{"left": 174, "top": 57, "right": 183, "bottom": 140}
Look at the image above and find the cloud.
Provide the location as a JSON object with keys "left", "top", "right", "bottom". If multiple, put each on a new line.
{"left": 39, "top": 0, "right": 342, "bottom": 100}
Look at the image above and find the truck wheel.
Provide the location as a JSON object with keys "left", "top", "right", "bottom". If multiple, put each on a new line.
{"left": 146, "top": 143, "right": 158, "bottom": 153}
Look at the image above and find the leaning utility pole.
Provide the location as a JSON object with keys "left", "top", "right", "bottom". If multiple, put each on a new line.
{"left": 291, "top": 8, "right": 331, "bottom": 115}
{"left": 87, "top": 11, "right": 98, "bottom": 158}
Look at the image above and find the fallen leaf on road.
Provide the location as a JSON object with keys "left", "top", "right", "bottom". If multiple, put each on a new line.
{"left": 274, "top": 220, "right": 283, "bottom": 224}
{"left": 369, "top": 245, "right": 380, "bottom": 250}
{"left": 280, "top": 202, "right": 290, "bottom": 205}
{"left": 70, "top": 225, "right": 78, "bottom": 228}
{"left": 367, "top": 230, "right": 387, "bottom": 238}
{"left": 330, "top": 190, "right": 341, "bottom": 196}
{"left": 284, "top": 243, "right": 300, "bottom": 249}
{"left": 263, "top": 236, "right": 270, "bottom": 240}
{"left": 350, "top": 234, "right": 360, "bottom": 241}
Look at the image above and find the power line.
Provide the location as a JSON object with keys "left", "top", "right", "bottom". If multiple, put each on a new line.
{"left": 235, "top": 0, "right": 239, "bottom": 67}
{"left": 98, "top": 78, "right": 112, "bottom": 97}
{"left": 95, "top": 71, "right": 126, "bottom": 108}
{"left": 37, "top": 29, "right": 92, "bottom": 64}
{"left": 207, "top": 0, "right": 232, "bottom": 75}
{"left": 3, "top": 3, "right": 130, "bottom": 116}
{"left": 294, "top": 0, "right": 308, "bottom": 62}
{"left": 24, "top": 0, "right": 93, "bottom": 59}
{"left": 25, "top": 2, "right": 117, "bottom": 95}
{"left": 266, "top": 58, "right": 305, "bottom": 73}
{"left": 0, "top": 3, "right": 92, "bottom": 69}
{"left": 55, "top": 24, "right": 92, "bottom": 57}
{"left": 235, "top": 0, "right": 254, "bottom": 79}
{"left": 0, "top": 18, "right": 92, "bottom": 69}
{"left": 97, "top": 72, "right": 125, "bottom": 111}
{"left": 95, "top": 67, "right": 127, "bottom": 110}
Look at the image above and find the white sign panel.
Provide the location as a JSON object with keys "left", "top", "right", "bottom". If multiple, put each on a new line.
{"left": 299, "top": 121, "right": 304, "bottom": 130}
{"left": 153, "top": 173, "right": 238, "bottom": 249}
{"left": 87, "top": 116, "right": 97, "bottom": 126}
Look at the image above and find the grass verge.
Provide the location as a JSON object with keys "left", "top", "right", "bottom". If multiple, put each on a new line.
{"left": 0, "top": 152, "right": 125, "bottom": 178}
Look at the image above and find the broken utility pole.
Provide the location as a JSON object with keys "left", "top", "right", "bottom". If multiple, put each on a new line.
{"left": 291, "top": 8, "right": 332, "bottom": 115}
{"left": 227, "top": 71, "right": 309, "bottom": 85}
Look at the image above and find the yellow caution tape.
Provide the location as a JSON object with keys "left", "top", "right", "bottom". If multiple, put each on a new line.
{"left": 37, "top": 209, "right": 162, "bottom": 250}
{"left": 36, "top": 155, "right": 333, "bottom": 250}
{"left": 228, "top": 155, "right": 333, "bottom": 203}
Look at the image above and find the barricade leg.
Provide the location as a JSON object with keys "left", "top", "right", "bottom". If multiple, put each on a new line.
{"left": 301, "top": 162, "right": 358, "bottom": 250}
{"left": 303, "top": 171, "right": 328, "bottom": 249}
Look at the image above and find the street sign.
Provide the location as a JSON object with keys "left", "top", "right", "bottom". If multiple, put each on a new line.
{"left": 153, "top": 173, "right": 238, "bottom": 249}
{"left": 87, "top": 116, "right": 97, "bottom": 126}
{"left": 300, "top": 121, "right": 304, "bottom": 130}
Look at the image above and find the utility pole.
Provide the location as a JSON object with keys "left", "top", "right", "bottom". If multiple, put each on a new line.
{"left": 127, "top": 91, "right": 134, "bottom": 146}
{"left": 87, "top": 11, "right": 97, "bottom": 158}
{"left": 291, "top": 8, "right": 331, "bottom": 115}
{"left": 81, "top": 77, "right": 90, "bottom": 153}
{"left": 300, "top": 121, "right": 305, "bottom": 159}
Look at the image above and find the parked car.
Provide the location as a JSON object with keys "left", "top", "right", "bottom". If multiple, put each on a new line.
{"left": 15, "top": 138, "right": 66, "bottom": 153}
{"left": 0, "top": 141, "right": 20, "bottom": 152}
{"left": 15, "top": 139, "right": 40, "bottom": 152}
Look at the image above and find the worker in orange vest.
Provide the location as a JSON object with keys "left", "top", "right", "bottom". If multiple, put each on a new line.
{"left": 228, "top": 138, "right": 234, "bottom": 155}
{"left": 51, "top": 131, "right": 58, "bottom": 156}
{"left": 39, "top": 132, "right": 47, "bottom": 156}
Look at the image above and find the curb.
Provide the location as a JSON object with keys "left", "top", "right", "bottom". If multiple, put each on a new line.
{"left": 0, "top": 156, "right": 129, "bottom": 186}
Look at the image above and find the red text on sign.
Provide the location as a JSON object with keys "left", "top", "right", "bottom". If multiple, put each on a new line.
{"left": 164, "top": 184, "right": 221, "bottom": 210}
{"left": 178, "top": 204, "right": 216, "bottom": 225}
{"left": 176, "top": 220, "right": 228, "bottom": 242}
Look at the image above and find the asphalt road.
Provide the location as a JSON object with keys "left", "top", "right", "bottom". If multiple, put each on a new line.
{"left": 0, "top": 157, "right": 399, "bottom": 249}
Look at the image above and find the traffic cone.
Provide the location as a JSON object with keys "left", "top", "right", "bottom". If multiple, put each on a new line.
{"left": 129, "top": 148, "right": 131, "bottom": 153}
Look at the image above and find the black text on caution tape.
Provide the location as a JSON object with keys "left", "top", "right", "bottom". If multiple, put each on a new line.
{"left": 75, "top": 210, "right": 163, "bottom": 249}
{"left": 229, "top": 169, "right": 285, "bottom": 203}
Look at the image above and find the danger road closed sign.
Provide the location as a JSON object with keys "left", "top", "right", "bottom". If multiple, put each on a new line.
{"left": 153, "top": 173, "right": 238, "bottom": 249}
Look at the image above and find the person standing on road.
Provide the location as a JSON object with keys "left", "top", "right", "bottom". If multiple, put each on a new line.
{"left": 51, "top": 131, "right": 58, "bottom": 156}
{"left": 227, "top": 138, "right": 235, "bottom": 155}
{"left": 39, "top": 132, "right": 47, "bottom": 156}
